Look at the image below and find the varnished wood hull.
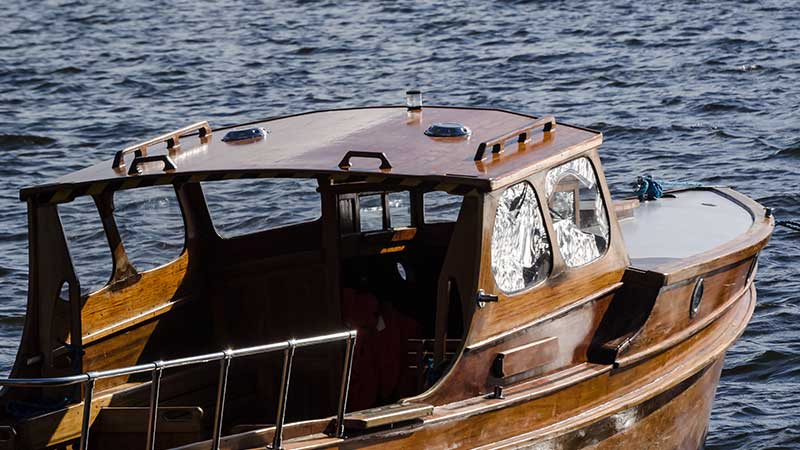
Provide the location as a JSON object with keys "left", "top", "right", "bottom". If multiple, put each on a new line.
{"left": 184, "top": 276, "right": 754, "bottom": 450}
{"left": 339, "top": 289, "right": 750, "bottom": 450}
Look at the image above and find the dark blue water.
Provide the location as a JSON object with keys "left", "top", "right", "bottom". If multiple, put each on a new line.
{"left": 1, "top": 1, "right": 798, "bottom": 448}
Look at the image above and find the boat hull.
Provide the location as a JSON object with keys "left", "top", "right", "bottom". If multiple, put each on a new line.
{"left": 313, "top": 282, "right": 755, "bottom": 450}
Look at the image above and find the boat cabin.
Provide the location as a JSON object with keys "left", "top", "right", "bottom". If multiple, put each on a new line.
{"left": 0, "top": 104, "right": 771, "bottom": 450}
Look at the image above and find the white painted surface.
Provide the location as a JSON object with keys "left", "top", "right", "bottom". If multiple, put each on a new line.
{"left": 620, "top": 190, "right": 753, "bottom": 267}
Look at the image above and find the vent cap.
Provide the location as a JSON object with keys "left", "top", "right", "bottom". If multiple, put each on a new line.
{"left": 424, "top": 122, "right": 472, "bottom": 138}
{"left": 222, "top": 127, "right": 268, "bottom": 143}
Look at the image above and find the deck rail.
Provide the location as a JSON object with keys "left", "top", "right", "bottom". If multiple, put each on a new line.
{"left": 0, "top": 330, "right": 357, "bottom": 450}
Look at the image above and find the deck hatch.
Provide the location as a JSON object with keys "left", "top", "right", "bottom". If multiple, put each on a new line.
{"left": 221, "top": 127, "right": 268, "bottom": 143}
{"left": 424, "top": 122, "right": 472, "bottom": 138}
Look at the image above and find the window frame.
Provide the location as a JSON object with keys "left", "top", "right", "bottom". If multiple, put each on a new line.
{"left": 489, "top": 180, "right": 553, "bottom": 295}
{"left": 543, "top": 155, "right": 612, "bottom": 269}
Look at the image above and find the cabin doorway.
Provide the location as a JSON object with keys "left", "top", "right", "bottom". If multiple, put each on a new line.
{"left": 333, "top": 186, "right": 474, "bottom": 411}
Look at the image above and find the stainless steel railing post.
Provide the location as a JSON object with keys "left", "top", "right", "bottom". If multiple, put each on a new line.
{"left": 271, "top": 339, "right": 296, "bottom": 450}
{"left": 335, "top": 331, "right": 357, "bottom": 438}
{"left": 145, "top": 361, "right": 164, "bottom": 450}
{"left": 211, "top": 350, "right": 233, "bottom": 450}
{"left": 78, "top": 373, "right": 97, "bottom": 450}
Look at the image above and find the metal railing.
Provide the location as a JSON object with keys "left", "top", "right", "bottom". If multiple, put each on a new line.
{"left": 0, "top": 330, "right": 357, "bottom": 450}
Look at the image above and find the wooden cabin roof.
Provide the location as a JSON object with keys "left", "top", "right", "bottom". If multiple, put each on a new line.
{"left": 21, "top": 106, "right": 602, "bottom": 203}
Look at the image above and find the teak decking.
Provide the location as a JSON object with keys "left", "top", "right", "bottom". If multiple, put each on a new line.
{"left": 0, "top": 105, "right": 773, "bottom": 450}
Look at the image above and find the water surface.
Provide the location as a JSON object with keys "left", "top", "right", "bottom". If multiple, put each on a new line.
{"left": 1, "top": 1, "right": 798, "bottom": 448}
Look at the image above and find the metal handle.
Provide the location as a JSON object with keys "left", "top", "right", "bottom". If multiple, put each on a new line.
{"left": 112, "top": 121, "right": 211, "bottom": 170}
{"left": 474, "top": 116, "right": 556, "bottom": 161}
{"left": 127, "top": 155, "right": 177, "bottom": 176}
{"left": 476, "top": 289, "right": 499, "bottom": 308}
{"left": 338, "top": 151, "right": 392, "bottom": 170}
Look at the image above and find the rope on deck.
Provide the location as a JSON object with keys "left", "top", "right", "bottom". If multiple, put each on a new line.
{"left": 632, "top": 175, "right": 705, "bottom": 201}
{"left": 776, "top": 219, "right": 800, "bottom": 232}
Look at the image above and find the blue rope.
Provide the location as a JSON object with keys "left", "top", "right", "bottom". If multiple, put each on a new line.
{"left": 633, "top": 175, "right": 664, "bottom": 201}
{"left": 632, "top": 175, "right": 799, "bottom": 233}
{"left": 632, "top": 175, "right": 707, "bottom": 201}
{"left": 776, "top": 220, "right": 800, "bottom": 232}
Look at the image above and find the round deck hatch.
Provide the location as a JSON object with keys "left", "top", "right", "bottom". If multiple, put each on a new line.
{"left": 222, "top": 127, "right": 268, "bottom": 143}
{"left": 424, "top": 122, "right": 472, "bottom": 138}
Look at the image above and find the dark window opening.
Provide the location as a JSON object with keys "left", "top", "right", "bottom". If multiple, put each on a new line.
{"left": 424, "top": 191, "right": 462, "bottom": 223}
{"left": 58, "top": 196, "right": 112, "bottom": 294}
{"left": 114, "top": 186, "right": 185, "bottom": 272}
{"left": 202, "top": 178, "right": 321, "bottom": 238}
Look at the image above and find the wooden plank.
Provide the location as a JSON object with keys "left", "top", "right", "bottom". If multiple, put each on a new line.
{"left": 94, "top": 406, "right": 204, "bottom": 433}
{"left": 343, "top": 403, "right": 433, "bottom": 430}
{"left": 492, "top": 337, "right": 559, "bottom": 378}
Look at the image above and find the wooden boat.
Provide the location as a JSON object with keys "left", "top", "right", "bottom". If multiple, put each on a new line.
{"left": 0, "top": 97, "right": 773, "bottom": 450}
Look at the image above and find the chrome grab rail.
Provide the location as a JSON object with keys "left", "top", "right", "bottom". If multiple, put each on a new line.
{"left": 111, "top": 120, "right": 212, "bottom": 171}
{"left": 0, "top": 330, "right": 357, "bottom": 450}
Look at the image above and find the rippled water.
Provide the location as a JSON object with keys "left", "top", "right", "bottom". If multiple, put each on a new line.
{"left": 1, "top": 1, "right": 798, "bottom": 448}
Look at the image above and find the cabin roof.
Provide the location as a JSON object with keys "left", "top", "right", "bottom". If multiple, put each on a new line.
{"left": 20, "top": 106, "right": 602, "bottom": 203}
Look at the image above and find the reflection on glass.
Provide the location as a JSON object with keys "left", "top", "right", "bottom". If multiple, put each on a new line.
{"left": 359, "top": 194, "right": 383, "bottom": 232}
{"left": 546, "top": 158, "right": 609, "bottom": 267}
{"left": 491, "top": 181, "right": 552, "bottom": 293}
{"left": 424, "top": 191, "right": 462, "bottom": 223}
{"left": 388, "top": 191, "right": 411, "bottom": 228}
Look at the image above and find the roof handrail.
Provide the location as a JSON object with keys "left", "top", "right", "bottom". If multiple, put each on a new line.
{"left": 112, "top": 121, "right": 212, "bottom": 171}
{"left": 127, "top": 154, "right": 177, "bottom": 176}
{"left": 0, "top": 330, "right": 356, "bottom": 450}
{"left": 474, "top": 116, "right": 556, "bottom": 162}
{"left": 338, "top": 150, "right": 393, "bottom": 171}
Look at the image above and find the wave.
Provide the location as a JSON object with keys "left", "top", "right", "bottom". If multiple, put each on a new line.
{"left": 0, "top": 134, "right": 56, "bottom": 151}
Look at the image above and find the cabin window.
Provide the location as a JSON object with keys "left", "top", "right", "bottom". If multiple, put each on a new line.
{"left": 388, "top": 191, "right": 412, "bottom": 227}
{"left": 352, "top": 190, "right": 413, "bottom": 233}
{"left": 58, "top": 196, "right": 113, "bottom": 294}
{"left": 114, "top": 186, "right": 185, "bottom": 272}
{"left": 359, "top": 193, "right": 385, "bottom": 232}
{"left": 424, "top": 191, "right": 462, "bottom": 223}
{"left": 545, "top": 157, "right": 610, "bottom": 267}
{"left": 202, "top": 178, "right": 321, "bottom": 238}
{"left": 491, "top": 181, "right": 552, "bottom": 293}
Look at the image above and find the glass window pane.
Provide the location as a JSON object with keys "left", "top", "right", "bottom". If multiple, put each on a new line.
{"left": 202, "top": 178, "right": 320, "bottom": 238}
{"left": 388, "top": 191, "right": 411, "bottom": 228}
{"left": 545, "top": 157, "right": 609, "bottom": 267}
{"left": 491, "top": 181, "right": 551, "bottom": 293}
{"left": 359, "top": 193, "right": 384, "bottom": 232}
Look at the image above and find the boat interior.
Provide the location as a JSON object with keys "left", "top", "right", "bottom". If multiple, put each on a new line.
{"left": 3, "top": 176, "right": 476, "bottom": 448}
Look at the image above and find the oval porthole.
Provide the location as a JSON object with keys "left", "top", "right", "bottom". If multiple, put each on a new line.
{"left": 396, "top": 262, "right": 407, "bottom": 281}
{"left": 690, "top": 277, "right": 704, "bottom": 318}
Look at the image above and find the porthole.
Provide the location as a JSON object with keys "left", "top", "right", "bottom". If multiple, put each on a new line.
{"left": 690, "top": 278, "right": 704, "bottom": 318}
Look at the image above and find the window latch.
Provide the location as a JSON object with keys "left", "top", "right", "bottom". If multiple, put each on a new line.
{"left": 476, "top": 289, "right": 499, "bottom": 308}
